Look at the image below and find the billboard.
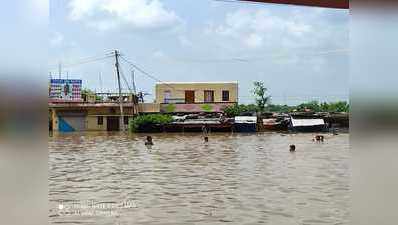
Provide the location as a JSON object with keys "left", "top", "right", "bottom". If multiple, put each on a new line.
{"left": 49, "top": 79, "right": 82, "bottom": 102}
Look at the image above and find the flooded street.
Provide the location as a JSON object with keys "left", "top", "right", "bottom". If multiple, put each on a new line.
{"left": 49, "top": 132, "right": 349, "bottom": 225}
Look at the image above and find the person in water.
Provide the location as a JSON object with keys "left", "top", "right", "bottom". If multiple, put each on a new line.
{"left": 290, "top": 144, "right": 296, "bottom": 152}
{"left": 204, "top": 136, "right": 209, "bottom": 143}
{"left": 314, "top": 135, "right": 324, "bottom": 142}
{"left": 145, "top": 136, "right": 154, "bottom": 146}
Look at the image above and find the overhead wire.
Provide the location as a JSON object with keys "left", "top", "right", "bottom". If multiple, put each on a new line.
{"left": 49, "top": 54, "right": 114, "bottom": 70}
{"left": 119, "top": 55, "right": 178, "bottom": 91}
{"left": 118, "top": 65, "right": 133, "bottom": 93}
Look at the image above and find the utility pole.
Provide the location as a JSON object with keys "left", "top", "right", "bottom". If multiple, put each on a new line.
{"left": 131, "top": 69, "right": 138, "bottom": 116}
{"left": 131, "top": 69, "right": 137, "bottom": 95}
{"left": 114, "top": 50, "right": 125, "bottom": 131}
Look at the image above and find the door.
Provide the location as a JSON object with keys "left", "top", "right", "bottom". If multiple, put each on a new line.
{"left": 185, "top": 90, "right": 195, "bottom": 103}
{"left": 107, "top": 116, "right": 120, "bottom": 131}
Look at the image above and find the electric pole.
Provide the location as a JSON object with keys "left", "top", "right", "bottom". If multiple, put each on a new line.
{"left": 131, "top": 69, "right": 137, "bottom": 95}
{"left": 131, "top": 69, "right": 138, "bottom": 116}
{"left": 114, "top": 50, "right": 125, "bottom": 131}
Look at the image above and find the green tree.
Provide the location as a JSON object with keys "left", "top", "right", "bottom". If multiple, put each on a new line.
{"left": 253, "top": 81, "right": 271, "bottom": 112}
{"left": 223, "top": 104, "right": 258, "bottom": 117}
{"left": 129, "top": 114, "right": 173, "bottom": 132}
{"left": 296, "top": 101, "right": 320, "bottom": 112}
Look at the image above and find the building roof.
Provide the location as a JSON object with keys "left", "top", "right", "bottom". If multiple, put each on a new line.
{"left": 156, "top": 81, "right": 238, "bottom": 84}
{"left": 235, "top": 116, "right": 257, "bottom": 124}
{"left": 291, "top": 118, "right": 325, "bottom": 127}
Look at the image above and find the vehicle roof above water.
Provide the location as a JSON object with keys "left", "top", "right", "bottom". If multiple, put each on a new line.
{"left": 291, "top": 118, "right": 325, "bottom": 127}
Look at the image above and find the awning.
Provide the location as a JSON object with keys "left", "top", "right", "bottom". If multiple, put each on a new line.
{"left": 291, "top": 118, "right": 325, "bottom": 127}
{"left": 235, "top": 116, "right": 257, "bottom": 124}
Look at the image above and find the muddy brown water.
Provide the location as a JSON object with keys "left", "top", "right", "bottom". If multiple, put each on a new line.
{"left": 49, "top": 132, "right": 349, "bottom": 225}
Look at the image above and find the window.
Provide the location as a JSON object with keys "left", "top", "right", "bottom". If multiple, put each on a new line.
{"left": 97, "top": 116, "right": 103, "bottom": 125}
{"left": 124, "top": 116, "right": 129, "bottom": 125}
{"left": 222, "top": 90, "right": 230, "bottom": 101}
{"left": 164, "top": 90, "right": 171, "bottom": 103}
{"left": 204, "top": 90, "right": 214, "bottom": 103}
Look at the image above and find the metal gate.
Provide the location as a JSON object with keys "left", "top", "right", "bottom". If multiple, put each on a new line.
{"left": 58, "top": 112, "right": 86, "bottom": 132}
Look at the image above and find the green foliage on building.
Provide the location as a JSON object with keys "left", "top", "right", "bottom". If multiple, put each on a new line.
{"left": 201, "top": 104, "right": 213, "bottom": 112}
{"left": 129, "top": 114, "right": 173, "bottom": 132}
{"left": 164, "top": 104, "right": 176, "bottom": 113}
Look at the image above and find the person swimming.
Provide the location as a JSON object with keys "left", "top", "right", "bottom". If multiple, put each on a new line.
{"left": 290, "top": 144, "right": 296, "bottom": 152}
{"left": 315, "top": 135, "right": 324, "bottom": 142}
{"left": 145, "top": 136, "right": 154, "bottom": 146}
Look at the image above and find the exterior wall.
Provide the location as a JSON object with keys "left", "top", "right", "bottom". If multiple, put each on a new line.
{"left": 51, "top": 107, "right": 126, "bottom": 132}
{"left": 86, "top": 115, "right": 107, "bottom": 131}
{"left": 138, "top": 103, "right": 160, "bottom": 113}
{"left": 51, "top": 109, "right": 59, "bottom": 131}
{"left": 160, "top": 102, "right": 235, "bottom": 113}
{"left": 155, "top": 82, "right": 238, "bottom": 104}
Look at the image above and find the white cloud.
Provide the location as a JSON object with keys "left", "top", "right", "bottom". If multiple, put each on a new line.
{"left": 207, "top": 8, "right": 314, "bottom": 49}
{"left": 68, "top": 0, "right": 181, "bottom": 31}
{"left": 178, "top": 36, "right": 192, "bottom": 47}
{"left": 50, "top": 32, "right": 64, "bottom": 46}
{"left": 245, "top": 33, "right": 263, "bottom": 48}
{"left": 152, "top": 50, "right": 166, "bottom": 58}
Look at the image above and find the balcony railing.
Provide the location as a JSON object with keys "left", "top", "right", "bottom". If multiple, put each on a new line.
{"left": 164, "top": 98, "right": 185, "bottom": 104}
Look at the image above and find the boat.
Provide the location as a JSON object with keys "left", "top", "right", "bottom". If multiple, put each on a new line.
{"left": 234, "top": 116, "right": 257, "bottom": 132}
{"left": 262, "top": 118, "right": 289, "bottom": 131}
{"left": 288, "top": 117, "right": 326, "bottom": 132}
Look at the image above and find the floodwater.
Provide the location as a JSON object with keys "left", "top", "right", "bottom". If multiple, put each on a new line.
{"left": 49, "top": 132, "right": 349, "bottom": 225}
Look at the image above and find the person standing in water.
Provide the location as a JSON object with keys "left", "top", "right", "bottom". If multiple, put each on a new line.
{"left": 202, "top": 125, "right": 210, "bottom": 143}
{"left": 145, "top": 136, "right": 154, "bottom": 146}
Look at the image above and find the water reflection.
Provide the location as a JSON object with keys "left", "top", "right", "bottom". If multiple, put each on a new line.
{"left": 49, "top": 132, "right": 349, "bottom": 225}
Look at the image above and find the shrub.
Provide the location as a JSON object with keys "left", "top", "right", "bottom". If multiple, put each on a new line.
{"left": 223, "top": 104, "right": 258, "bottom": 117}
{"left": 201, "top": 104, "right": 213, "bottom": 112}
{"left": 164, "top": 104, "right": 176, "bottom": 113}
{"left": 129, "top": 114, "right": 173, "bottom": 132}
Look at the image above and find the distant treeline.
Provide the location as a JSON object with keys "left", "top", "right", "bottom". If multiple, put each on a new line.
{"left": 224, "top": 101, "right": 349, "bottom": 117}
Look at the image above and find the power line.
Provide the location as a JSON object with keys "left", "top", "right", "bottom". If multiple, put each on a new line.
{"left": 49, "top": 54, "right": 113, "bottom": 70}
{"left": 119, "top": 55, "right": 177, "bottom": 91}
{"left": 118, "top": 65, "right": 133, "bottom": 93}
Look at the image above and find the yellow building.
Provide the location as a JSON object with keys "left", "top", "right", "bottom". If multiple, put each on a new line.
{"left": 155, "top": 81, "right": 238, "bottom": 113}
{"left": 155, "top": 81, "right": 238, "bottom": 104}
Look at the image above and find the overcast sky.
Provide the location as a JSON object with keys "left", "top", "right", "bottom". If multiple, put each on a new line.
{"left": 49, "top": 0, "right": 349, "bottom": 105}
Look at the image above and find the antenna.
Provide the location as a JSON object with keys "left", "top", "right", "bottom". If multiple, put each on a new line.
{"left": 58, "top": 62, "right": 62, "bottom": 79}
{"left": 99, "top": 71, "right": 103, "bottom": 93}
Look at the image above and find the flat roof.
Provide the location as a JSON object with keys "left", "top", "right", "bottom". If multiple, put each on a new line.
{"left": 156, "top": 81, "right": 238, "bottom": 84}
